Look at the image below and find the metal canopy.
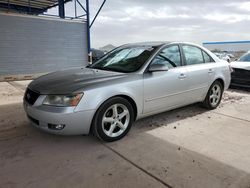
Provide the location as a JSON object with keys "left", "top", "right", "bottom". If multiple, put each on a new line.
{"left": 0, "top": 0, "right": 108, "bottom": 63}
{"left": 0, "top": 0, "right": 71, "bottom": 14}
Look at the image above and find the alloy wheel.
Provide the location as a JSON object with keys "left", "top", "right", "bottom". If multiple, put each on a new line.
{"left": 102, "top": 103, "right": 130, "bottom": 138}
{"left": 209, "top": 84, "right": 222, "bottom": 107}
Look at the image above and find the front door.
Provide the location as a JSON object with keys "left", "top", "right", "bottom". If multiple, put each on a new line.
{"left": 143, "top": 45, "right": 189, "bottom": 114}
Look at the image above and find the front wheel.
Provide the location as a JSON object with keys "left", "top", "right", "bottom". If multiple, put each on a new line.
{"left": 202, "top": 81, "right": 223, "bottom": 109}
{"left": 92, "top": 97, "right": 134, "bottom": 142}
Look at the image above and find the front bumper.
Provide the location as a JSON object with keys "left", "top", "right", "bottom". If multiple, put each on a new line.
{"left": 23, "top": 101, "right": 95, "bottom": 135}
{"left": 231, "top": 68, "right": 250, "bottom": 88}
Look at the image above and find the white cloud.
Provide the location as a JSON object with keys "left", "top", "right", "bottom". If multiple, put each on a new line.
{"left": 124, "top": 6, "right": 191, "bottom": 20}
{"left": 228, "top": 1, "right": 250, "bottom": 12}
{"left": 203, "top": 13, "right": 250, "bottom": 23}
{"left": 48, "top": 0, "right": 250, "bottom": 48}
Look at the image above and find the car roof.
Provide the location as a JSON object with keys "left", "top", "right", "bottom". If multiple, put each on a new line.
{"left": 120, "top": 41, "right": 210, "bottom": 51}
{"left": 123, "top": 41, "right": 171, "bottom": 48}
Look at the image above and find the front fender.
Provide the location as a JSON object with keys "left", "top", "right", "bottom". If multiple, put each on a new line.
{"left": 74, "top": 80, "right": 143, "bottom": 117}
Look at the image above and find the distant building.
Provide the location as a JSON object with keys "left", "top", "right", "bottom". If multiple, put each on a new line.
{"left": 91, "top": 48, "right": 105, "bottom": 62}
{"left": 203, "top": 41, "right": 250, "bottom": 52}
{"left": 99, "top": 44, "right": 116, "bottom": 53}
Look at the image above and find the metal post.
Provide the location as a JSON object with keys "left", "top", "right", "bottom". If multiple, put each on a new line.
{"left": 74, "top": 0, "right": 77, "bottom": 18}
{"left": 76, "top": 0, "right": 87, "bottom": 13}
{"left": 86, "top": 0, "right": 92, "bottom": 64}
{"left": 90, "top": 0, "right": 106, "bottom": 28}
{"left": 7, "top": 0, "right": 10, "bottom": 11}
{"left": 28, "top": 0, "right": 31, "bottom": 13}
{"left": 58, "top": 0, "right": 65, "bottom": 18}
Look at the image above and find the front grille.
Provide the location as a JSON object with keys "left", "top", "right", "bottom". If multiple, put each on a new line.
{"left": 27, "top": 115, "right": 39, "bottom": 125}
{"left": 24, "top": 88, "right": 40, "bottom": 105}
{"left": 231, "top": 68, "right": 250, "bottom": 86}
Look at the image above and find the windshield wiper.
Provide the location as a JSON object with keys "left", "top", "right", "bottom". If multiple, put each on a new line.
{"left": 91, "top": 66, "right": 114, "bottom": 71}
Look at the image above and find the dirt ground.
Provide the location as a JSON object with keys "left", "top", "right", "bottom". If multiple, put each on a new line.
{"left": 0, "top": 81, "right": 250, "bottom": 188}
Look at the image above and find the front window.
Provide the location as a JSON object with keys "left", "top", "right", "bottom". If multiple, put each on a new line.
{"left": 89, "top": 46, "right": 157, "bottom": 73}
{"left": 151, "top": 45, "right": 181, "bottom": 68}
{"left": 238, "top": 52, "right": 250, "bottom": 62}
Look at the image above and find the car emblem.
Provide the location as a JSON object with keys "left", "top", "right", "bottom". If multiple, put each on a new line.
{"left": 27, "top": 93, "right": 31, "bottom": 99}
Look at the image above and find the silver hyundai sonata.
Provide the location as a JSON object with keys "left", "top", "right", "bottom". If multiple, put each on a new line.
{"left": 23, "top": 42, "right": 231, "bottom": 141}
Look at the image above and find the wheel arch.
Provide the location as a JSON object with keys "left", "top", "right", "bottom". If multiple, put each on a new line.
{"left": 114, "top": 94, "right": 138, "bottom": 121}
{"left": 89, "top": 94, "right": 138, "bottom": 134}
{"left": 214, "top": 78, "right": 225, "bottom": 90}
{"left": 96, "top": 94, "right": 138, "bottom": 121}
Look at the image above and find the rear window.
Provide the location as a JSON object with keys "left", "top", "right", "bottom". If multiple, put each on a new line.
{"left": 202, "top": 51, "right": 214, "bottom": 63}
{"left": 183, "top": 45, "right": 204, "bottom": 65}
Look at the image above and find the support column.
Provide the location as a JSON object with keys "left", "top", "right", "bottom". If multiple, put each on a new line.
{"left": 58, "top": 0, "right": 65, "bottom": 18}
{"left": 86, "top": 0, "right": 92, "bottom": 64}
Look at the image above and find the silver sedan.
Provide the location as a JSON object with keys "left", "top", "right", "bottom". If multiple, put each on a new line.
{"left": 23, "top": 42, "right": 231, "bottom": 141}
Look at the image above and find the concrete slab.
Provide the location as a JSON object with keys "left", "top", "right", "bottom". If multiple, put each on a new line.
{"left": 12, "top": 80, "right": 32, "bottom": 90}
{"left": 0, "top": 81, "right": 250, "bottom": 188}
{"left": 106, "top": 98, "right": 250, "bottom": 188}
{"left": 13, "top": 80, "right": 32, "bottom": 86}
{"left": 107, "top": 133, "right": 250, "bottom": 188}
{"left": 0, "top": 82, "right": 23, "bottom": 105}
{"left": 0, "top": 133, "right": 166, "bottom": 188}
{"left": 214, "top": 90, "right": 250, "bottom": 121}
{"left": 0, "top": 103, "right": 27, "bottom": 138}
{"left": 148, "top": 113, "right": 250, "bottom": 176}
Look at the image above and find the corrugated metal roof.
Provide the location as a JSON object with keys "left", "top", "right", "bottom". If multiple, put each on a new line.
{"left": 203, "top": 41, "right": 250, "bottom": 45}
{"left": 0, "top": 0, "right": 70, "bottom": 14}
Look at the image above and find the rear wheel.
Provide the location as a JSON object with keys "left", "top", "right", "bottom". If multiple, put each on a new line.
{"left": 202, "top": 81, "right": 223, "bottom": 109}
{"left": 92, "top": 97, "right": 134, "bottom": 142}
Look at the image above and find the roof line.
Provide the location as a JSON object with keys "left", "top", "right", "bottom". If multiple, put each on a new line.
{"left": 203, "top": 41, "right": 250, "bottom": 45}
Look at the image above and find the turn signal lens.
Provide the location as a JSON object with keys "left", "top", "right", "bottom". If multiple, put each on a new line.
{"left": 70, "top": 94, "right": 83, "bottom": 106}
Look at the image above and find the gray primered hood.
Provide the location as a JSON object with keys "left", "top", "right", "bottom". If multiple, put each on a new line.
{"left": 28, "top": 67, "right": 127, "bottom": 94}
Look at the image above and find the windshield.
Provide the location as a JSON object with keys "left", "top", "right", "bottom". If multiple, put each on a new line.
{"left": 89, "top": 46, "right": 157, "bottom": 73}
{"left": 238, "top": 52, "right": 250, "bottom": 62}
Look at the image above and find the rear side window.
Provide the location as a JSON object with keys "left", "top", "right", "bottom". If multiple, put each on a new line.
{"left": 151, "top": 45, "right": 181, "bottom": 69}
{"left": 202, "top": 51, "right": 214, "bottom": 63}
{"left": 183, "top": 45, "right": 204, "bottom": 65}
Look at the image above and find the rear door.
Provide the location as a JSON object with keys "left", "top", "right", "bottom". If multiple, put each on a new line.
{"left": 181, "top": 44, "right": 215, "bottom": 102}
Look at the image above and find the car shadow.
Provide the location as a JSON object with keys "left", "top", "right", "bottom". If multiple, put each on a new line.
{"left": 133, "top": 103, "right": 208, "bottom": 133}
{"left": 229, "top": 85, "right": 250, "bottom": 93}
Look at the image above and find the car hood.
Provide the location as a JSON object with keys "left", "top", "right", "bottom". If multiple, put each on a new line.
{"left": 28, "top": 67, "right": 127, "bottom": 94}
{"left": 230, "top": 61, "right": 250, "bottom": 70}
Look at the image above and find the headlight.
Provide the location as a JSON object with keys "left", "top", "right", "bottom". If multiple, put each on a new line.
{"left": 43, "top": 93, "right": 83, "bottom": 107}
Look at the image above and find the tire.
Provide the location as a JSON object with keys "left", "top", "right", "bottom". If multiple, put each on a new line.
{"left": 92, "top": 97, "right": 135, "bottom": 142}
{"left": 202, "top": 80, "right": 223, "bottom": 109}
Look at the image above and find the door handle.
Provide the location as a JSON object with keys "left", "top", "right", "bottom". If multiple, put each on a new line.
{"left": 178, "top": 73, "right": 187, "bottom": 79}
{"left": 208, "top": 69, "right": 214, "bottom": 73}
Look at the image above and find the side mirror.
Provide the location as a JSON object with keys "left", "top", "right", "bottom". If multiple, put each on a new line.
{"left": 149, "top": 64, "right": 169, "bottom": 72}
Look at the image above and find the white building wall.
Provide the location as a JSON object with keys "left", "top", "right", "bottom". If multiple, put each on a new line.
{"left": 0, "top": 13, "right": 88, "bottom": 81}
{"left": 203, "top": 41, "right": 250, "bottom": 52}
